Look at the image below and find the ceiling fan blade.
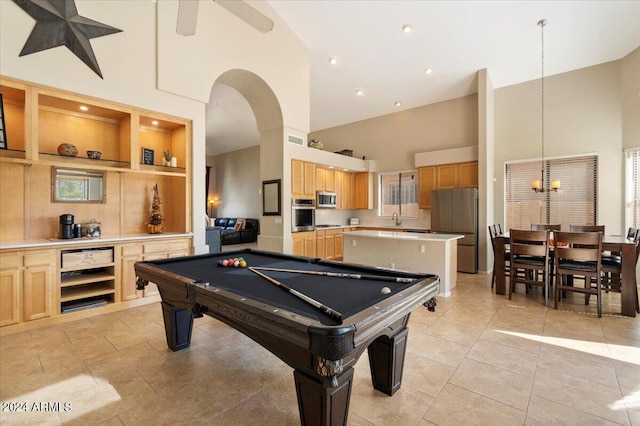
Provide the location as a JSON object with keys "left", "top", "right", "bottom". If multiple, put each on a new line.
{"left": 177, "top": 0, "right": 199, "bottom": 36}
{"left": 215, "top": 0, "right": 274, "bottom": 33}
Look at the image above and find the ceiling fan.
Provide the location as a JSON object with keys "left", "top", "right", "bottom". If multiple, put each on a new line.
{"left": 176, "top": 0, "right": 274, "bottom": 36}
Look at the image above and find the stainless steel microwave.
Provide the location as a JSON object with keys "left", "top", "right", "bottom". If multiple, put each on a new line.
{"left": 316, "top": 191, "right": 337, "bottom": 208}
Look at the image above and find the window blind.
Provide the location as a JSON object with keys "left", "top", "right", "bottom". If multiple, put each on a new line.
{"left": 625, "top": 148, "right": 640, "bottom": 229}
{"left": 505, "top": 155, "right": 597, "bottom": 231}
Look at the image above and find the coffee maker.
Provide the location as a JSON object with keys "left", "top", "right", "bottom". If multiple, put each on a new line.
{"left": 59, "top": 214, "right": 74, "bottom": 239}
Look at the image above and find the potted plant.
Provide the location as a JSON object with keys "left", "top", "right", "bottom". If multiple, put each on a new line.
{"left": 163, "top": 150, "right": 173, "bottom": 167}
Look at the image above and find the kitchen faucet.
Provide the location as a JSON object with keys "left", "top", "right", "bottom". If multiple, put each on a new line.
{"left": 392, "top": 212, "right": 402, "bottom": 226}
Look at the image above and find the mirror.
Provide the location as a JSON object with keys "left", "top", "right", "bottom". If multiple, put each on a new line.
{"left": 262, "top": 179, "right": 281, "bottom": 216}
{"left": 52, "top": 167, "right": 105, "bottom": 203}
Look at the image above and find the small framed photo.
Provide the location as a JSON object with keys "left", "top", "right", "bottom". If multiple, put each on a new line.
{"left": 142, "top": 147, "right": 154, "bottom": 165}
{"left": 0, "top": 94, "right": 7, "bottom": 149}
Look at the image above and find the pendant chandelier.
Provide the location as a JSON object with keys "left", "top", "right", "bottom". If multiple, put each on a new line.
{"left": 532, "top": 19, "right": 560, "bottom": 193}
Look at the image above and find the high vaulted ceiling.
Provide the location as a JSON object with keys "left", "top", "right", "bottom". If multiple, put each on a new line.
{"left": 206, "top": 0, "right": 640, "bottom": 156}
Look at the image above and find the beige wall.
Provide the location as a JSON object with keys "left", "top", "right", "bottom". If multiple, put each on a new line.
{"left": 494, "top": 60, "right": 624, "bottom": 235}
{"left": 621, "top": 47, "right": 640, "bottom": 150}
{"left": 310, "top": 95, "right": 478, "bottom": 172}
{"left": 0, "top": 0, "right": 309, "bottom": 253}
{"left": 208, "top": 146, "right": 261, "bottom": 220}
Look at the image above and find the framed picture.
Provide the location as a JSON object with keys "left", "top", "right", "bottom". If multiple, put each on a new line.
{"left": 262, "top": 179, "right": 281, "bottom": 216}
{"left": 0, "top": 94, "right": 7, "bottom": 149}
{"left": 141, "top": 147, "right": 154, "bottom": 165}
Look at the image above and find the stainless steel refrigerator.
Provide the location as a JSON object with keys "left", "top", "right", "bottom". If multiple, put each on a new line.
{"left": 431, "top": 188, "right": 478, "bottom": 273}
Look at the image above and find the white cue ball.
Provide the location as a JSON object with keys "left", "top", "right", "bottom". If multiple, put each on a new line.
{"left": 381, "top": 287, "right": 392, "bottom": 295}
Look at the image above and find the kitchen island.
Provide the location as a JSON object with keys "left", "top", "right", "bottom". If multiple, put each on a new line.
{"left": 343, "top": 230, "right": 463, "bottom": 297}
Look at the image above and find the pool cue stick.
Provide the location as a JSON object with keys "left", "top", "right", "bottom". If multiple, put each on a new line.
{"left": 248, "top": 267, "right": 342, "bottom": 321}
{"left": 252, "top": 266, "right": 416, "bottom": 283}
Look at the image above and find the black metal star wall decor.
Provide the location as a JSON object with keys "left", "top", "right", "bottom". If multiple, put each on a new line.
{"left": 13, "top": 0, "right": 122, "bottom": 79}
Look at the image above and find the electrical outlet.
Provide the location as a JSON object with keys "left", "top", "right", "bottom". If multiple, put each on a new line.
{"left": 274, "top": 217, "right": 282, "bottom": 224}
{"left": 419, "top": 244, "right": 425, "bottom": 253}
{"left": 351, "top": 239, "right": 357, "bottom": 247}
{"left": 390, "top": 262, "right": 395, "bottom": 269}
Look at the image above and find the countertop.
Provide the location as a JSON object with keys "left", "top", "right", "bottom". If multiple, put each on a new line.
{"left": 0, "top": 232, "right": 194, "bottom": 250}
{"left": 316, "top": 224, "right": 430, "bottom": 232}
{"left": 342, "top": 230, "right": 463, "bottom": 242}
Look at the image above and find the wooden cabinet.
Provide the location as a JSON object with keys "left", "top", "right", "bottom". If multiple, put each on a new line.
{"left": 419, "top": 162, "right": 478, "bottom": 208}
{"left": 418, "top": 166, "right": 436, "bottom": 209}
{"left": 316, "top": 230, "right": 325, "bottom": 259}
{"left": 292, "top": 231, "right": 316, "bottom": 257}
{"left": 316, "top": 228, "right": 350, "bottom": 260}
{"left": 315, "top": 168, "right": 335, "bottom": 192}
{"left": 0, "top": 77, "right": 192, "bottom": 243}
{"left": 0, "top": 254, "right": 21, "bottom": 326}
{"left": 291, "top": 160, "right": 315, "bottom": 199}
{"left": 355, "top": 172, "right": 369, "bottom": 209}
{"left": 436, "top": 164, "right": 459, "bottom": 189}
{"left": 120, "top": 244, "right": 144, "bottom": 301}
{"left": 60, "top": 247, "right": 115, "bottom": 314}
{"left": 459, "top": 162, "right": 479, "bottom": 188}
{"left": 0, "top": 250, "right": 53, "bottom": 324}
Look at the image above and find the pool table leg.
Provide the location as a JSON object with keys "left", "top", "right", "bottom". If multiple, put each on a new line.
{"left": 294, "top": 367, "right": 354, "bottom": 426}
{"left": 367, "top": 327, "right": 409, "bottom": 396}
{"left": 161, "top": 302, "right": 194, "bottom": 351}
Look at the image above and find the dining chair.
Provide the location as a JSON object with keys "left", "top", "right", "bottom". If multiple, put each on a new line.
{"left": 553, "top": 231, "right": 604, "bottom": 317}
{"left": 569, "top": 224, "right": 605, "bottom": 233}
{"left": 488, "top": 224, "right": 510, "bottom": 289}
{"left": 601, "top": 229, "right": 640, "bottom": 312}
{"left": 509, "top": 229, "right": 550, "bottom": 305}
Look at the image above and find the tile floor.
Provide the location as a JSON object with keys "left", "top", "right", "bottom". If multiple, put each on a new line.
{"left": 1, "top": 271, "right": 639, "bottom": 425}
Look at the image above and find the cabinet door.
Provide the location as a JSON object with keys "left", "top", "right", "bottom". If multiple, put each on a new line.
{"left": 291, "top": 160, "right": 304, "bottom": 196}
{"left": 292, "top": 236, "right": 304, "bottom": 256}
{"left": 325, "top": 170, "right": 335, "bottom": 192}
{"left": 23, "top": 264, "right": 51, "bottom": 321}
{"left": 315, "top": 168, "right": 325, "bottom": 191}
{"left": 459, "top": 162, "right": 478, "bottom": 188}
{"left": 304, "top": 235, "right": 316, "bottom": 257}
{"left": 121, "top": 244, "right": 144, "bottom": 302}
{"left": 325, "top": 235, "right": 336, "bottom": 259}
{"left": 334, "top": 234, "right": 344, "bottom": 259}
{"left": 355, "top": 173, "right": 369, "bottom": 209}
{"left": 418, "top": 166, "right": 436, "bottom": 209}
{"left": 437, "top": 164, "right": 459, "bottom": 189}
{"left": 334, "top": 171, "right": 344, "bottom": 209}
{"left": 0, "top": 269, "right": 21, "bottom": 326}
{"left": 316, "top": 234, "right": 325, "bottom": 259}
{"left": 303, "top": 162, "right": 316, "bottom": 197}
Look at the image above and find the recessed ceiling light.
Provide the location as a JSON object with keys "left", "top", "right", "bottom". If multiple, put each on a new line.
{"left": 329, "top": 57, "right": 338, "bottom": 65}
{"left": 425, "top": 67, "right": 433, "bottom": 75}
{"left": 402, "top": 24, "right": 412, "bottom": 33}
{"left": 328, "top": 166, "right": 335, "bottom": 169}
{"left": 355, "top": 89, "right": 364, "bottom": 96}
{"left": 343, "top": 168, "right": 349, "bottom": 171}
{"left": 395, "top": 101, "right": 402, "bottom": 107}
{"left": 151, "top": 120, "right": 159, "bottom": 126}
{"left": 79, "top": 105, "right": 89, "bottom": 111}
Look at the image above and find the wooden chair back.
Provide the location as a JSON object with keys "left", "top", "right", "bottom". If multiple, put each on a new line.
{"left": 554, "top": 231, "right": 602, "bottom": 263}
{"left": 569, "top": 224, "right": 605, "bottom": 234}
{"left": 510, "top": 229, "right": 549, "bottom": 258}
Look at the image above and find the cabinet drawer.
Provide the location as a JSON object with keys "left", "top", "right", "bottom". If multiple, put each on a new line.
{"left": 61, "top": 248, "right": 114, "bottom": 268}
{"left": 326, "top": 229, "right": 343, "bottom": 236}
{"left": 144, "top": 239, "right": 190, "bottom": 254}
{"left": 121, "top": 244, "right": 143, "bottom": 256}
{"left": 0, "top": 253, "right": 22, "bottom": 269}
{"left": 24, "top": 251, "right": 55, "bottom": 267}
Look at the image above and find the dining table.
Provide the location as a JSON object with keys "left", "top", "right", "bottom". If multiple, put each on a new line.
{"left": 493, "top": 234, "right": 638, "bottom": 317}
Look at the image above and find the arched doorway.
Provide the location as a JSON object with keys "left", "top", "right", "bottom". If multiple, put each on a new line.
{"left": 206, "top": 69, "right": 286, "bottom": 251}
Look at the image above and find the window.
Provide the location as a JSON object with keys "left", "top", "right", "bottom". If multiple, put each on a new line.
{"left": 505, "top": 155, "right": 597, "bottom": 230}
{"left": 379, "top": 171, "right": 418, "bottom": 218}
{"left": 626, "top": 148, "right": 640, "bottom": 229}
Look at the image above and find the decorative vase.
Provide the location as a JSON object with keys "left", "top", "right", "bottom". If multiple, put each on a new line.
{"left": 170, "top": 157, "right": 177, "bottom": 167}
{"left": 57, "top": 143, "right": 78, "bottom": 157}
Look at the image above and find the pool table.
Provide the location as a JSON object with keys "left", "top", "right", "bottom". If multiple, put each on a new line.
{"left": 134, "top": 249, "right": 439, "bottom": 426}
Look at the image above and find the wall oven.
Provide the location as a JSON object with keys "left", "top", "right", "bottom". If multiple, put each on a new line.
{"left": 291, "top": 198, "right": 315, "bottom": 232}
